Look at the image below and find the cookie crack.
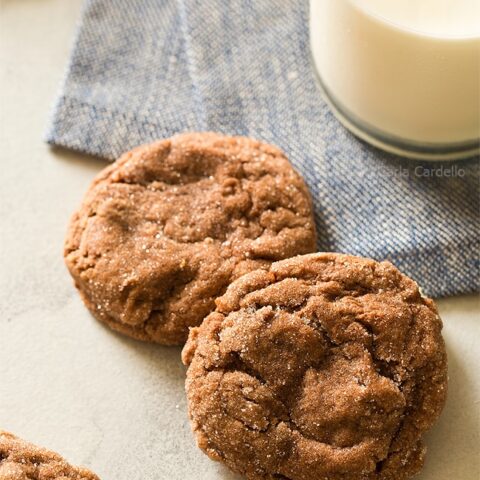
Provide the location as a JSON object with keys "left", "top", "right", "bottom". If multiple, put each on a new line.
{"left": 374, "top": 414, "right": 408, "bottom": 474}
{"left": 226, "top": 352, "right": 269, "bottom": 386}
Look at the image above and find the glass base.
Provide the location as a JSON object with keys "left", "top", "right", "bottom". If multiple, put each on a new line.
{"left": 313, "top": 67, "right": 480, "bottom": 161}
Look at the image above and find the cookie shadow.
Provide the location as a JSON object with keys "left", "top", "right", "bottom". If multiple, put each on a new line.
{"left": 98, "top": 321, "right": 187, "bottom": 381}
{"left": 418, "top": 339, "right": 480, "bottom": 480}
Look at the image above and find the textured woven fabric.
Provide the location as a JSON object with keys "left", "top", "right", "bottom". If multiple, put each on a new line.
{"left": 47, "top": 0, "right": 480, "bottom": 298}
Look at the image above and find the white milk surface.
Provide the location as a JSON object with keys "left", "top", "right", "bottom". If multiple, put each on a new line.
{"left": 356, "top": 0, "right": 480, "bottom": 37}
{"left": 310, "top": 0, "right": 480, "bottom": 145}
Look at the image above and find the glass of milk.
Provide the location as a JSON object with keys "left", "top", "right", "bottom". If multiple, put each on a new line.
{"left": 310, "top": 0, "right": 480, "bottom": 160}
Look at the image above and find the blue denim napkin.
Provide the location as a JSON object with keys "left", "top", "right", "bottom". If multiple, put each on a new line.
{"left": 47, "top": 0, "right": 480, "bottom": 297}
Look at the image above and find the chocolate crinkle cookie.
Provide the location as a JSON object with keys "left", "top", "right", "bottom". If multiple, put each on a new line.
{"left": 0, "top": 431, "right": 99, "bottom": 480}
{"left": 64, "top": 133, "right": 316, "bottom": 345}
{"left": 182, "top": 253, "right": 448, "bottom": 480}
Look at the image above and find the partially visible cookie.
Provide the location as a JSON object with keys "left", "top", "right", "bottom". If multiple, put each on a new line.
{"left": 182, "top": 253, "right": 448, "bottom": 480}
{"left": 0, "top": 431, "right": 99, "bottom": 480}
{"left": 64, "top": 132, "right": 316, "bottom": 345}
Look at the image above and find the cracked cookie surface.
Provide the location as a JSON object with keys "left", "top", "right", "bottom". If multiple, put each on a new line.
{"left": 182, "top": 253, "right": 448, "bottom": 480}
{"left": 0, "top": 431, "right": 99, "bottom": 480}
{"left": 64, "top": 133, "right": 316, "bottom": 345}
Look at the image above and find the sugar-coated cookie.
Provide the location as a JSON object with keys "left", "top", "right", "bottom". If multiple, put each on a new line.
{"left": 65, "top": 133, "right": 316, "bottom": 345}
{"left": 0, "top": 431, "right": 99, "bottom": 480}
{"left": 182, "top": 253, "right": 448, "bottom": 480}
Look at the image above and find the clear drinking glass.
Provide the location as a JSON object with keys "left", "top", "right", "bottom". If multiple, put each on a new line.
{"left": 309, "top": 0, "right": 480, "bottom": 160}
